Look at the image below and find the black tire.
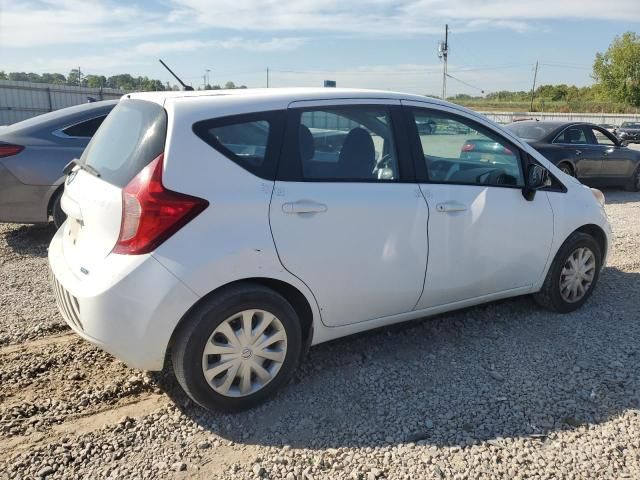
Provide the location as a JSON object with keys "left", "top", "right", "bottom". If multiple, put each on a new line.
{"left": 624, "top": 166, "right": 640, "bottom": 192}
{"left": 558, "top": 163, "right": 574, "bottom": 177}
{"left": 172, "top": 283, "right": 302, "bottom": 412}
{"left": 533, "top": 232, "right": 602, "bottom": 313}
{"left": 51, "top": 190, "right": 67, "bottom": 228}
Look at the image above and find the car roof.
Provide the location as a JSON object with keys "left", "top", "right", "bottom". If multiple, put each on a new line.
{"left": 125, "top": 87, "right": 444, "bottom": 107}
{"left": 122, "top": 87, "right": 436, "bottom": 104}
{"left": 5, "top": 100, "right": 118, "bottom": 134}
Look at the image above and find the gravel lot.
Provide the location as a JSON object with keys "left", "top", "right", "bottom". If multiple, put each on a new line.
{"left": 1, "top": 189, "right": 639, "bottom": 480}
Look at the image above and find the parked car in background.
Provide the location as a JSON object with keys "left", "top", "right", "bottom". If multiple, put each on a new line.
{"left": 506, "top": 120, "right": 640, "bottom": 191}
{"left": 617, "top": 121, "right": 640, "bottom": 143}
{"left": 0, "top": 100, "right": 117, "bottom": 227}
{"left": 50, "top": 89, "right": 610, "bottom": 411}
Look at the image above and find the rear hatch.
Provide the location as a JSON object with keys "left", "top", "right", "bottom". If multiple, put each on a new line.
{"left": 61, "top": 99, "right": 167, "bottom": 275}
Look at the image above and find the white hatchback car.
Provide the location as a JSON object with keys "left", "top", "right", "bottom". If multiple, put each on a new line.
{"left": 49, "top": 89, "right": 611, "bottom": 411}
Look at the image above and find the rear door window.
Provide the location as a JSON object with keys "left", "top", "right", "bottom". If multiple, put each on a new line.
{"left": 80, "top": 100, "right": 166, "bottom": 188}
{"left": 554, "top": 126, "right": 588, "bottom": 145}
{"left": 193, "top": 111, "right": 285, "bottom": 180}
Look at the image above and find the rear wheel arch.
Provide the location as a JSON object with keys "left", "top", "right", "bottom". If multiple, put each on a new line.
{"left": 168, "top": 278, "right": 315, "bottom": 363}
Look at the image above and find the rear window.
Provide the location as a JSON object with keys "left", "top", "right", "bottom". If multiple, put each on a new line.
{"left": 193, "top": 110, "right": 285, "bottom": 180}
{"left": 62, "top": 115, "right": 107, "bottom": 138}
{"left": 80, "top": 100, "right": 166, "bottom": 188}
{"left": 505, "top": 122, "right": 556, "bottom": 142}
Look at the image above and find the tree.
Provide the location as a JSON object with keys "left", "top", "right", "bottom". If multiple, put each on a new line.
{"left": 0, "top": 71, "right": 6, "bottom": 80}
{"left": 85, "top": 75, "right": 107, "bottom": 88}
{"left": 67, "top": 69, "right": 83, "bottom": 86}
{"left": 8, "top": 72, "right": 30, "bottom": 82}
{"left": 593, "top": 32, "right": 640, "bottom": 106}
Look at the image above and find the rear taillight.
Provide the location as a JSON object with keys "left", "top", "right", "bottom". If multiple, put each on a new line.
{"left": 461, "top": 143, "right": 475, "bottom": 152}
{"left": 112, "top": 153, "right": 208, "bottom": 255}
{"left": 0, "top": 144, "right": 24, "bottom": 158}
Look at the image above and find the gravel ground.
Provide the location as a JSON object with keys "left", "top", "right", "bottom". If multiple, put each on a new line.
{"left": 1, "top": 189, "right": 639, "bottom": 479}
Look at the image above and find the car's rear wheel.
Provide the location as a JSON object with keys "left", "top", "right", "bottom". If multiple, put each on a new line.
{"left": 624, "top": 166, "right": 640, "bottom": 192}
{"left": 51, "top": 190, "right": 67, "bottom": 228}
{"left": 534, "top": 232, "right": 602, "bottom": 313}
{"left": 172, "top": 283, "right": 302, "bottom": 412}
{"left": 558, "top": 163, "right": 574, "bottom": 176}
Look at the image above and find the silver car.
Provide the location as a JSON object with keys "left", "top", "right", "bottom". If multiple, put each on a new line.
{"left": 0, "top": 100, "right": 117, "bottom": 227}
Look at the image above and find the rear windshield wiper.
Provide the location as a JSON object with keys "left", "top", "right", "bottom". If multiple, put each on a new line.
{"left": 63, "top": 159, "right": 101, "bottom": 178}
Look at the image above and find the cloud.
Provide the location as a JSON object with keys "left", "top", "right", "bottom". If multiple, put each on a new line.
{"left": 0, "top": 0, "right": 191, "bottom": 48}
{"left": 3, "top": 0, "right": 639, "bottom": 51}
{"left": 171, "top": 0, "right": 640, "bottom": 33}
{"left": 132, "top": 37, "right": 305, "bottom": 56}
{"left": 12, "top": 36, "right": 305, "bottom": 75}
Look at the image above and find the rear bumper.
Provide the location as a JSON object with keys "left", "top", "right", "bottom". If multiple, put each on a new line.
{"left": 48, "top": 227, "right": 199, "bottom": 370}
{"left": 0, "top": 162, "right": 52, "bottom": 223}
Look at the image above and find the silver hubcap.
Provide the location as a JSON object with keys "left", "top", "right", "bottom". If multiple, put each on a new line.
{"left": 201, "top": 309, "right": 287, "bottom": 397}
{"left": 560, "top": 247, "right": 596, "bottom": 303}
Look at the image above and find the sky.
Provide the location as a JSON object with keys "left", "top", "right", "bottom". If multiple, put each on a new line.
{"left": 1, "top": 0, "right": 639, "bottom": 96}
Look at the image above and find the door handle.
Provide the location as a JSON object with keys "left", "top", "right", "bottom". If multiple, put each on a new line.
{"left": 282, "top": 200, "right": 328, "bottom": 214}
{"left": 436, "top": 201, "right": 467, "bottom": 213}
{"left": 575, "top": 150, "right": 582, "bottom": 156}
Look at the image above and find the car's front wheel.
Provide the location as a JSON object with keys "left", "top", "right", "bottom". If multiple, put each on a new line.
{"left": 534, "top": 232, "right": 602, "bottom": 313}
{"left": 172, "top": 283, "right": 302, "bottom": 412}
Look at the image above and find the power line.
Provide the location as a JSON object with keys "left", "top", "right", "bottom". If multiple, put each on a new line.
{"left": 445, "top": 73, "right": 485, "bottom": 93}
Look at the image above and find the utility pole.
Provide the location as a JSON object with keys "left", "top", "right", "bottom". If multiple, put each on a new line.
{"left": 530, "top": 61, "right": 539, "bottom": 112}
{"left": 206, "top": 69, "right": 211, "bottom": 88}
{"left": 203, "top": 74, "right": 207, "bottom": 90}
{"left": 78, "top": 66, "right": 82, "bottom": 86}
{"left": 266, "top": 67, "right": 270, "bottom": 88}
{"left": 438, "top": 25, "right": 449, "bottom": 100}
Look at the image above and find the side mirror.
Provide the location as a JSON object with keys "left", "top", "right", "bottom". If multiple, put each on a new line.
{"left": 522, "top": 164, "right": 548, "bottom": 201}
{"left": 619, "top": 139, "right": 629, "bottom": 147}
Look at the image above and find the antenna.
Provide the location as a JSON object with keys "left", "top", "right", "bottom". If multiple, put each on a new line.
{"left": 158, "top": 59, "right": 194, "bottom": 91}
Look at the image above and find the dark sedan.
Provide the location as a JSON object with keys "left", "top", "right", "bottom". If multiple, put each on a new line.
{"left": 617, "top": 121, "right": 640, "bottom": 143}
{"left": 506, "top": 121, "right": 640, "bottom": 191}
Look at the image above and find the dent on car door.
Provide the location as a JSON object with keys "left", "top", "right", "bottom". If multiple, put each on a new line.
{"left": 400, "top": 101, "right": 554, "bottom": 308}
{"left": 269, "top": 101, "right": 429, "bottom": 327}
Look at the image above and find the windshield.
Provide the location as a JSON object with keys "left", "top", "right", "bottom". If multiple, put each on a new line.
{"left": 621, "top": 122, "right": 640, "bottom": 129}
{"left": 80, "top": 99, "right": 167, "bottom": 188}
{"left": 505, "top": 123, "right": 556, "bottom": 142}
